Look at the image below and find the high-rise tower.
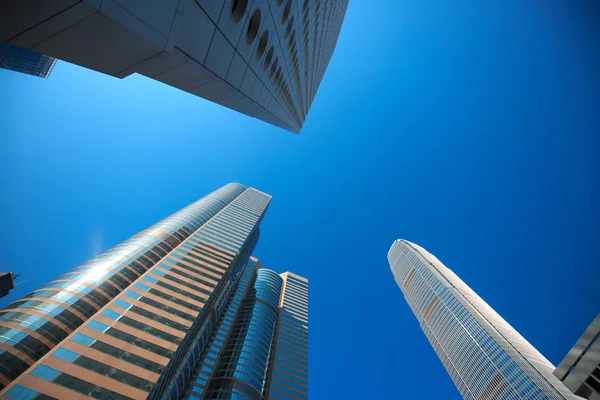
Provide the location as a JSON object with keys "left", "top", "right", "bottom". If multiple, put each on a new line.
{"left": 183, "top": 264, "right": 308, "bottom": 399}
{"left": 0, "top": 183, "right": 308, "bottom": 400}
{"left": 388, "top": 239, "right": 582, "bottom": 400}
{"left": 554, "top": 314, "right": 600, "bottom": 399}
{"left": 0, "top": 0, "right": 349, "bottom": 133}
{"left": 0, "top": 42, "right": 56, "bottom": 78}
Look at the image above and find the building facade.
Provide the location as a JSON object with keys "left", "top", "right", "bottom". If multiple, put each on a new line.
{"left": 183, "top": 266, "right": 308, "bottom": 399}
{"left": 0, "top": 42, "right": 56, "bottom": 78}
{"left": 554, "top": 314, "right": 600, "bottom": 399}
{"left": 0, "top": 183, "right": 308, "bottom": 399}
{"left": 388, "top": 239, "right": 582, "bottom": 400}
{"left": 0, "top": 0, "right": 349, "bottom": 133}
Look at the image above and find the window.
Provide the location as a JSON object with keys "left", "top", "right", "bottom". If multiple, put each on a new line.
{"left": 256, "top": 31, "right": 269, "bottom": 59}
{"left": 231, "top": 0, "right": 248, "bottom": 23}
{"left": 87, "top": 320, "right": 109, "bottom": 333}
{"left": 100, "top": 309, "right": 121, "bottom": 321}
{"left": 31, "top": 365, "right": 60, "bottom": 381}
{"left": 246, "top": 9, "right": 261, "bottom": 44}
{"left": 3, "top": 384, "right": 49, "bottom": 400}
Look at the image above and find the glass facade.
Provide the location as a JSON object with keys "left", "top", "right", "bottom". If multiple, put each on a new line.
{"left": 266, "top": 273, "right": 309, "bottom": 399}
{"left": 388, "top": 239, "right": 582, "bottom": 400}
{"left": 0, "top": 42, "right": 56, "bottom": 78}
{"left": 182, "top": 266, "right": 309, "bottom": 400}
{"left": 554, "top": 314, "right": 600, "bottom": 399}
{"left": 0, "top": 184, "right": 273, "bottom": 397}
{"left": 205, "top": 269, "right": 283, "bottom": 399}
{"left": 0, "top": 183, "right": 309, "bottom": 399}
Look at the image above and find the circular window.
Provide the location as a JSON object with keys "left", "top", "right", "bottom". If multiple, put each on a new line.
{"left": 231, "top": 0, "right": 248, "bottom": 23}
{"left": 282, "top": 0, "right": 292, "bottom": 24}
{"left": 256, "top": 30, "right": 268, "bottom": 59}
{"left": 246, "top": 9, "right": 261, "bottom": 44}
{"left": 285, "top": 17, "right": 294, "bottom": 38}
{"left": 270, "top": 58, "right": 278, "bottom": 78}
{"left": 263, "top": 46, "right": 274, "bottom": 70}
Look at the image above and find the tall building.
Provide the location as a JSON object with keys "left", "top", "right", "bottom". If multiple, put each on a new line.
{"left": 554, "top": 314, "right": 600, "bottom": 399}
{"left": 0, "top": 273, "right": 16, "bottom": 299}
{"left": 0, "top": 183, "right": 308, "bottom": 400}
{"left": 0, "top": 42, "right": 56, "bottom": 78}
{"left": 0, "top": 0, "right": 349, "bottom": 133}
{"left": 183, "top": 266, "right": 308, "bottom": 399}
{"left": 388, "top": 239, "right": 582, "bottom": 400}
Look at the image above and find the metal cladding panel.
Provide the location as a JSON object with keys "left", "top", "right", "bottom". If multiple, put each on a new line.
{"left": 388, "top": 239, "right": 583, "bottom": 400}
{"left": 554, "top": 314, "right": 600, "bottom": 398}
{"left": 0, "top": 0, "right": 349, "bottom": 133}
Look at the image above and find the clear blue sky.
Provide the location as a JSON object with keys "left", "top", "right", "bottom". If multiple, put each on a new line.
{"left": 1, "top": 1, "right": 599, "bottom": 398}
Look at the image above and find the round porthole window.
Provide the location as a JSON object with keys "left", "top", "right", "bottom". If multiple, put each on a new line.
{"left": 270, "top": 58, "right": 278, "bottom": 78}
{"left": 231, "top": 0, "right": 248, "bottom": 23}
{"left": 282, "top": 0, "right": 292, "bottom": 24}
{"left": 263, "top": 46, "right": 274, "bottom": 70}
{"left": 256, "top": 30, "right": 269, "bottom": 59}
{"left": 285, "top": 17, "right": 294, "bottom": 38}
{"left": 246, "top": 9, "right": 261, "bottom": 44}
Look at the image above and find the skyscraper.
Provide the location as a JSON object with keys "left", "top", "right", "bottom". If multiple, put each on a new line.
{"left": 183, "top": 265, "right": 308, "bottom": 399}
{"left": 554, "top": 314, "right": 600, "bottom": 399}
{"left": 388, "top": 239, "right": 582, "bottom": 400}
{"left": 0, "top": 183, "right": 308, "bottom": 400}
{"left": 0, "top": 0, "right": 349, "bottom": 133}
{"left": 0, "top": 42, "right": 56, "bottom": 78}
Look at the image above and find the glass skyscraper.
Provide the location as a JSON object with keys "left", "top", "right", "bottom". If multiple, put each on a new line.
{"left": 388, "top": 239, "right": 582, "bottom": 400}
{"left": 554, "top": 314, "right": 600, "bottom": 399}
{"left": 0, "top": 42, "right": 56, "bottom": 78}
{"left": 0, "top": 183, "right": 308, "bottom": 399}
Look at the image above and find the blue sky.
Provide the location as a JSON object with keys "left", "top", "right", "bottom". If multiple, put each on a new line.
{"left": 1, "top": 0, "right": 599, "bottom": 398}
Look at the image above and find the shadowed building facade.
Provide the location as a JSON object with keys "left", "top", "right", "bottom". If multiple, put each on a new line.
{"left": 554, "top": 314, "right": 600, "bottom": 399}
{"left": 388, "top": 239, "right": 582, "bottom": 400}
{"left": 0, "top": 183, "right": 308, "bottom": 400}
{"left": 0, "top": 0, "right": 349, "bottom": 133}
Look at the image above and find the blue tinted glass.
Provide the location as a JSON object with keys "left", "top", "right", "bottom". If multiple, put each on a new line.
{"left": 31, "top": 365, "right": 60, "bottom": 381}
{"left": 114, "top": 299, "right": 131, "bottom": 309}
{"left": 87, "top": 320, "right": 109, "bottom": 333}
{"left": 159, "top": 264, "right": 171, "bottom": 271}
{"left": 53, "top": 347, "right": 79, "bottom": 363}
{"left": 4, "top": 384, "right": 39, "bottom": 400}
{"left": 125, "top": 290, "right": 142, "bottom": 300}
{"left": 151, "top": 269, "right": 165, "bottom": 277}
{"left": 71, "top": 333, "right": 94, "bottom": 346}
{"left": 191, "top": 385, "right": 202, "bottom": 394}
{"left": 100, "top": 309, "right": 121, "bottom": 320}
{"left": 136, "top": 280, "right": 152, "bottom": 289}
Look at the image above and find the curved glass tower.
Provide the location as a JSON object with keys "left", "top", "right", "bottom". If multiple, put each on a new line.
{"left": 183, "top": 264, "right": 308, "bottom": 400}
{"left": 205, "top": 269, "right": 282, "bottom": 398}
{"left": 388, "top": 239, "right": 582, "bottom": 400}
